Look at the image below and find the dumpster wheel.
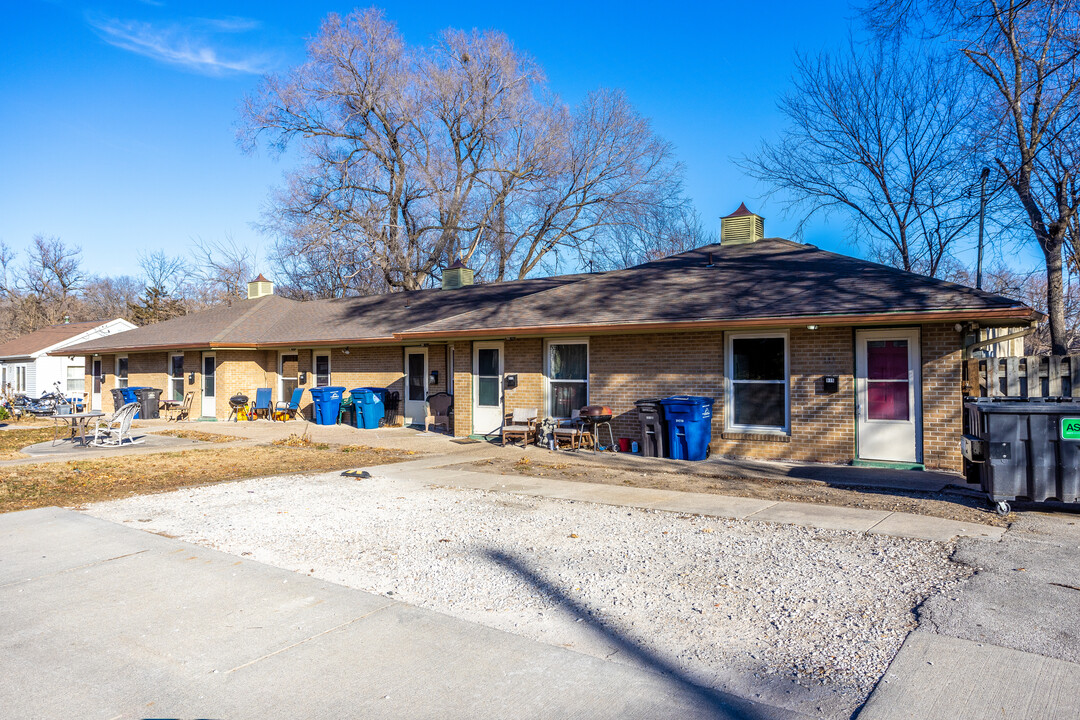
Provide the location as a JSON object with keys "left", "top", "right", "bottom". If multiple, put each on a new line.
{"left": 994, "top": 500, "right": 1011, "bottom": 516}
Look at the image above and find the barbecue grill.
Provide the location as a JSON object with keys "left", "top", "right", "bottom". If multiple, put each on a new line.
{"left": 579, "top": 405, "right": 616, "bottom": 451}
{"left": 229, "top": 394, "right": 249, "bottom": 409}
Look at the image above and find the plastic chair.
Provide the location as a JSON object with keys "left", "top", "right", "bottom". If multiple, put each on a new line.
{"left": 425, "top": 392, "right": 453, "bottom": 433}
{"left": 90, "top": 402, "right": 142, "bottom": 447}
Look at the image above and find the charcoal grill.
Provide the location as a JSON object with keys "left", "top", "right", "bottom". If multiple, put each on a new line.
{"left": 227, "top": 394, "right": 250, "bottom": 422}
{"left": 579, "top": 405, "right": 617, "bottom": 452}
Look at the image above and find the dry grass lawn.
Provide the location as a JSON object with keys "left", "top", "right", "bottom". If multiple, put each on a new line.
{"left": 152, "top": 429, "right": 236, "bottom": 443}
{"left": 0, "top": 444, "right": 413, "bottom": 514}
{"left": 0, "top": 428, "right": 58, "bottom": 460}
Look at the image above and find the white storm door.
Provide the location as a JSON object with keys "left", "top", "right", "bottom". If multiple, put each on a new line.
{"left": 201, "top": 353, "right": 216, "bottom": 418}
{"left": 472, "top": 342, "right": 504, "bottom": 436}
{"left": 91, "top": 359, "right": 102, "bottom": 411}
{"left": 856, "top": 329, "right": 920, "bottom": 463}
{"left": 404, "top": 348, "right": 428, "bottom": 427}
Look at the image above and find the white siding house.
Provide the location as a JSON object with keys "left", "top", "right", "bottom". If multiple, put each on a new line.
{"left": 0, "top": 319, "right": 137, "bottom": 401}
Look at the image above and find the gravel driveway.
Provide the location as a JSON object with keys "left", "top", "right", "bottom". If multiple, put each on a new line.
{"left": 86, "top": 471, "right": 970, "bottom": 718}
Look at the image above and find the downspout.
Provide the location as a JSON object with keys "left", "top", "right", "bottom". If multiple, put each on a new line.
{"left": 962, "top": 323, "right": 1038, "bottom": 359}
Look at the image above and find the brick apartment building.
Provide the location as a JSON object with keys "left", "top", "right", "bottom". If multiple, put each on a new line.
{"left": 60, "top": 207, "right": 1036, "bottom": 472}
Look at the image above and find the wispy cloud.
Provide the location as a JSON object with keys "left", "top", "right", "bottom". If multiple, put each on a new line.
{"left": 86, "top": 13, "right": 270, "bottom": 76}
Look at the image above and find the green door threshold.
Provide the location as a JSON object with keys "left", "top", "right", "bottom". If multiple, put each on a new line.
{"left": 851, "top": 459, "right": 925, "bottom": 471}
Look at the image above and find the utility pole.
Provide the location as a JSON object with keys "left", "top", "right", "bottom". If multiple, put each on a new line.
{"left": 976, "top": 167, "right": 990, "bottom": 290}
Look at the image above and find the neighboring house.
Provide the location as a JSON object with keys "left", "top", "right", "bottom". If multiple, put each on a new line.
{"left": 60, "top": 207, "right": 1037, "bottom": 471}
{"left": 0, "top": 319, "right": 138, "bottom": 403}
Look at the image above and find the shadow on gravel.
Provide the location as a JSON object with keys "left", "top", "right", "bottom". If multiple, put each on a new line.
{"left": 485, "top": 548, "right": 771, "bottom": 720}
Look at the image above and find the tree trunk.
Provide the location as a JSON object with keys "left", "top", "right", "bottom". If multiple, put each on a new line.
{"left": 1044, "top": 233, "right": 1068, "bottom": 355}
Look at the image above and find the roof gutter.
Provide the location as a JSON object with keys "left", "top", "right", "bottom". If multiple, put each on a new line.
{"left": 50, "top": 336, "right": 404, "bottom": 356}
{"left": 393, "top": 307, "right": 1041, "bottom": 341}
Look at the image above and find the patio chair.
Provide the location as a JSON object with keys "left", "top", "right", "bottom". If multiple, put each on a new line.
{"left": 274, "top": 387, "right": 305, "bottom": 422}
{"left": 425, "top": 392, "right": 453, "bottom": 433}
{"left": 172, "top": 391, "right": 194, "bottom": 422}
{"left": 90, "top": 402, "right": 142, "bottom": 447}
{"left": 553, "top": 409, "right": 592, "bottom": 451}
{"left": 252, "top": 388, "right": 272, "bottom": 420}
{"left": 502, "top": 408, "right": 538, "bottom": 447}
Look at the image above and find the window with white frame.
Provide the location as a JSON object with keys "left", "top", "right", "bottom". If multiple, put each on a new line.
{"left": 170, "top": 354, "right": 185, "bottom": 402}
{"left": 314, "top": 353, "right": 330, "bottom": 387}
{"left": 547, "top": 340, "right": 588, "bottom": 418}
{"left": 116, "top": 356, "right": 129, "bottom": 388}
{"left": 726, "top": 332, "right": 789, "bottom": 433}
{"left": 66, "top": 366, "right": 85, "bottom": 395}
{"left": 16, "top": 366, "right": 26, "bottom": 393}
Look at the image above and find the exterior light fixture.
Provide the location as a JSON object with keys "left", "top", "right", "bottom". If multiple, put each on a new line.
{"left": 806, "top": 325, "right": 819, "bottom": 331}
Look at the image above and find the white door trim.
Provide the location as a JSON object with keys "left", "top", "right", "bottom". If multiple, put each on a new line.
{"left": 201, "top": 352, "right": 216, "bottom": 418}
{"left": 472, "top": 341, "right": 505, "bottom": 436}
{"left": 403, "top": 347, "right": 429, "bottom": 427}
{"left": 91, "top": 359, "right": 102, "bottom": 411}
{"left": 855, "top": 328, "right": 921, "bottom": 463}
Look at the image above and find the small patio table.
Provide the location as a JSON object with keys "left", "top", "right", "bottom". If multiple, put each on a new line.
{"left": 160, "top": 400, "right": 181, "bottom": 421}
{"left": 52, "top": 411, "right": 106, "bottom": 447}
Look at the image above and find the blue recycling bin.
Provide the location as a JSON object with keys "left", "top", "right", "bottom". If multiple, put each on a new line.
{"left": 350, "top": 387, "right": 385, "bottom": 429}
{"left": 309, "top": 386, "right": 346, "bottom": 426}
{"left": 121, "top": 387, "right": 143, "bottom": 418}
{"left": 660, "top": 396, "right": 715, "bottom": 461}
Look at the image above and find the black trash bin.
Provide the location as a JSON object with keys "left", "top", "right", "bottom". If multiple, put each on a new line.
{"left": 962, "top": 397, "right": 1080, "bottom": 514}
{"left": 634, "top": 398, "right": 666, "bottom": 457}
{"left": 133, "top": 387, "right": 162, "bottom": 420}
{"left": 110, "top": 388, "right": 126, "bottom": 412}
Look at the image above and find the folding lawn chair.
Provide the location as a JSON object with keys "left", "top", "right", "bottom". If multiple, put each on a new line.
{"left": 274, "top": 388, "right": 305, "bottom": 421}
{"left": 252, "top": 388, "right": 272, "bottom": 420}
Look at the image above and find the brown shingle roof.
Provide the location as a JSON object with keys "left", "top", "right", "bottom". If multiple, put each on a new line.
{"left": 62, "top": 274, "right": 593, "bottom": 354}
{"left": 61, "top": 239, "right": 1037, "bottom": 354}
{"left": 0, "top": 320, "right": 118, "bottom": 359}
{"left": 398, "top": 239, "right": 1036, "bottom": 337}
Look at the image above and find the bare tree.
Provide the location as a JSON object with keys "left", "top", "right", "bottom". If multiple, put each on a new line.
{"left": 240, "top": 8, "right": 688, "bottom": 294}
{"left": 0, "top": 235, "right": 85, "bottom": 335}
{"left": 189, "top": 236, "right": 257, "bottom": 302}
{"left": 742, "top": 40, "right": 985, "bottom": 277}
{"left": 864, "top": 0, "right": 1080, "bottom": 354}
{"left": 81, "top": 275, "right": 144, "bottom": 321}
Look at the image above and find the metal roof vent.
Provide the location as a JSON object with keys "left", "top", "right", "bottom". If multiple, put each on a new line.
{"left": 720, "top": 203, "right": 765, "bottom": 245}
{"left": 441, "top": 259, "right": 474, "bottom": 290}
{"left": 247, "top": 274, "right": 274, "bottom": 299}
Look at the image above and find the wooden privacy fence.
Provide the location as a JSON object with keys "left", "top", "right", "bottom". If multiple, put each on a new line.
{"left": 964, "top": 355, "right": 1080, "bottom": 398}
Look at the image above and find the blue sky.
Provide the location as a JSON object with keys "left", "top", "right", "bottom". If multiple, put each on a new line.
{"left": 2, "top": 0, "right": 1010, "bottom": 279}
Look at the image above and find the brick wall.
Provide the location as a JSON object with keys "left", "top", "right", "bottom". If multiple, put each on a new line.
{"left": 921, "top": 323, "right": 964, "bottom": 472}
{"left": 452, "top": 341, "right": 472, "bottom": 435}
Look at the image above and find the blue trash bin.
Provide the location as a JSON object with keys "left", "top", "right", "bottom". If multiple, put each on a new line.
{"left": 350, "top": 387, "right": 385, "bottom": 429}
{"left": 309, "top": 386, "right": 346, "bottom": 426}
{"left": 120, "top": 387, "right": 143, "bottom": 418}
{"left": 660, "top": 396, "right": 715, "bottom": 461}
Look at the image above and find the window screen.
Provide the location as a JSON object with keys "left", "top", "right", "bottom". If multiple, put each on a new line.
{"left": 729, "top": 335, "right": 787, "bottom": 431}
{"left": 548, "top": 342, "right": 588, "bottom": 417}
{"left": 66, "top": 366, "right": 84, "bottom": 395}
{"left": 116, "top": 357, "right": 129, "bottom": 388}
{"left": 315, "top": 355, "right": 330, "bottom": 387}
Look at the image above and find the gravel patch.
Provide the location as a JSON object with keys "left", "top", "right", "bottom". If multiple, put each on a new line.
{"left": 86, "top": 471, "right": 970, "bottom": 718}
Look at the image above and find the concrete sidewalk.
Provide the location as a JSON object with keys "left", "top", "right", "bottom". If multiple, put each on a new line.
{"left": 366, "top": 457, "right": 1004, "bottom": 543}
{"left": 857, "top": 511, "right": 1080, "bottom": 720}
{"left": 0, "top": 507, "right": 793, "bottom": 720}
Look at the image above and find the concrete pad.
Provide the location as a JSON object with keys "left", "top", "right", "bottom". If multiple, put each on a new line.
{"left": 0, "top": 507, "right": 794, "bottom": 720}
{"left": 857, "top": 631, "right": 1080, "bottom": 720}
{"left": 745, "top": 502, "right": 892, "bottom": 533}
{"left": 867, "top": 513, "right": 1005, "bottom": 542}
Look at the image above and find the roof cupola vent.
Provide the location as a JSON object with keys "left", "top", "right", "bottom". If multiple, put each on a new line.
{"left": 247, "top": 274, "right": 274, "bottom": 299}
{"left": 441, "top": 259, "right": 474, "bottom": 290}
{"left": 720, "top": 203, "right": 765, "bottom": 245}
